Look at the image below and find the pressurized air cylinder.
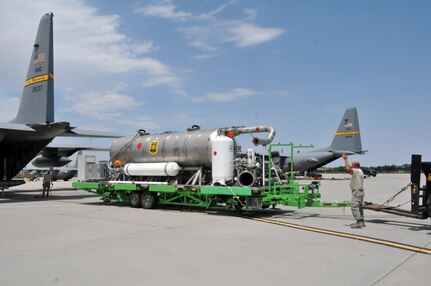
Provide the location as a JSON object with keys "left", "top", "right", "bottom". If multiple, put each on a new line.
{"left": 123, "top": 162, "right": 181, "bottom": 177}
{"left": 211, "top": 136, "right": 234, "bottom": 184}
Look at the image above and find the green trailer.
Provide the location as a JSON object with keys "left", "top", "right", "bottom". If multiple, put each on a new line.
{"left": 72, "top": 179, "right": 350, "bottom": 210}
{"left": 72, "top": 143, "right": 350, "bottom": 211}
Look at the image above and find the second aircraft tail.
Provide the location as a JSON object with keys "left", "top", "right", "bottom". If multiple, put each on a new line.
{"left": 328, "top": 107, "right": 364, "bottom": 154}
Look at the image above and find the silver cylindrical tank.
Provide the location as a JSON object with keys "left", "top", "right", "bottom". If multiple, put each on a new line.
{"left": 110, "top": 126, "right": 276, "bottom": 169}
{"left": 211, "top": 136, "right": 234, "bottom": 184}
{"left": 110, "top": 129, "right": 220, "bottom": 168}
{"left": 123, "top": 162, "right": 181, "bottom": 177}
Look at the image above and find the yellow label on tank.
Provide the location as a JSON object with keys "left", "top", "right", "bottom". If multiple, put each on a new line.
{"left": 149, "top": 141, "right": 159, "bottom": 155}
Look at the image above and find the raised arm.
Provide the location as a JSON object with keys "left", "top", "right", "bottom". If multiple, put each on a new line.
{"left": 343, "top": 153, "right": 353, "bottom": 174}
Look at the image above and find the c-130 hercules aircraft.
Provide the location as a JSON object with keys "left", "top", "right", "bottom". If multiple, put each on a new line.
{"left": 0, "top": 13, "right": 118, "bottom": 190}
{"left": 280, "top": 107, "right": 366, "bottom": 174}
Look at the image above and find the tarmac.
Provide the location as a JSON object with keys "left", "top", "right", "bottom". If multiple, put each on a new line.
{"left": 0, "top": 174, "right": 430, "bottom": 286}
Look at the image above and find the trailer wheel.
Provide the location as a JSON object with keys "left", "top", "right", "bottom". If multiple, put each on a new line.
{"left": 129, "top": 191, "right": 142, "bottom": 208}
{"left": 141, "top": 192, "right": 156, "bottom": 209}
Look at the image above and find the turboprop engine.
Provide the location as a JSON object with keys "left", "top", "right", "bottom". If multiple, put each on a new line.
{"left": 110, "top": 125, "right": 275, "bottom": 186}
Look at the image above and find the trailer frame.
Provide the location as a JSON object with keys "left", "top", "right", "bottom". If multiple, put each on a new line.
{"left": 72, "top": 143, "right": 351, "bottom": 211}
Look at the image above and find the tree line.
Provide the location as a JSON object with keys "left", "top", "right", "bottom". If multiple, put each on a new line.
{"left": 324, "top": 164, "right": 411, "bottom": 173}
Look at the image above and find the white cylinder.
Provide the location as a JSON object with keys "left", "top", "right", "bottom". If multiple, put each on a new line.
{"left": 211, "top": 136, "right": 234, "bottom": 185}
{"left": 123, "top": 162, "right": 181, "bottom": 177}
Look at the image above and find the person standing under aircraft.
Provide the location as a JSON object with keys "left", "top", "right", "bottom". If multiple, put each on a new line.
{"left": 42, "top": 171, "right": 53, "bottom": 198}
{"left": 343, "top": 153, "right": 365, "bottom": 228}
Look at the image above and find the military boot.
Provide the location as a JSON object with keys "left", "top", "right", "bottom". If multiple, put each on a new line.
{"left": 359, "top": 219, "right": 366, "bottom": 227}
{"left": 350, "top": 220, "right": 363, "bottom": 229}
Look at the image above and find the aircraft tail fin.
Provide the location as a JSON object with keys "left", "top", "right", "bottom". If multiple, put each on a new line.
{"left": 10, "top": 13, "right": 54, "bottom": 124}
{"left": 329, "top": 107, "right": 363, "bottom": 154}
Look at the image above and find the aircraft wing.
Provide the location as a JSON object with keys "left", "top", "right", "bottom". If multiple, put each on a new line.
{"left": 0, "top": 123, "right": 36, "bottom": 133}
{"left": 329, "top": 150, "right": 368, "bottom": 156}
{"left": 61, "top": 127, "right": 124, "bottom": 138}
{"left": 41, "top": 145, "right": 110, "bottom": 157}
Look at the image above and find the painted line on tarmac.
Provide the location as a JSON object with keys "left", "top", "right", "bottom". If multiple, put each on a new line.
{"left": 246, "top": 216, "right": 431, "bottom": 255}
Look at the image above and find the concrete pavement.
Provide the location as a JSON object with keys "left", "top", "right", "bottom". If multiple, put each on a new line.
{"left": 0, "top": 174, "right": 430, "bottom": 286}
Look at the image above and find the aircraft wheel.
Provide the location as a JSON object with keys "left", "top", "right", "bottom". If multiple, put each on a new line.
{"left": 129, "top": 191, "right": 142, "bottom": 208}
{"left": 141, "top": 192, "right": 157, "bottom": 209}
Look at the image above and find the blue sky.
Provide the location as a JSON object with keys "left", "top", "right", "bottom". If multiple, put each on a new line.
{"left": 0, "top": 0, "right": 430, "bottom": 167}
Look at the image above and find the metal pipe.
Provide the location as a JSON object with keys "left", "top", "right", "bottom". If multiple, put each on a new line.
{"left": 221, "top": 126, "right": 276, "bottom": 146}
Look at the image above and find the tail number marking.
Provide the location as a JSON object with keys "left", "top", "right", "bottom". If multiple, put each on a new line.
{"left": 32, "top": 85, "right": 43, "bottom": 93}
